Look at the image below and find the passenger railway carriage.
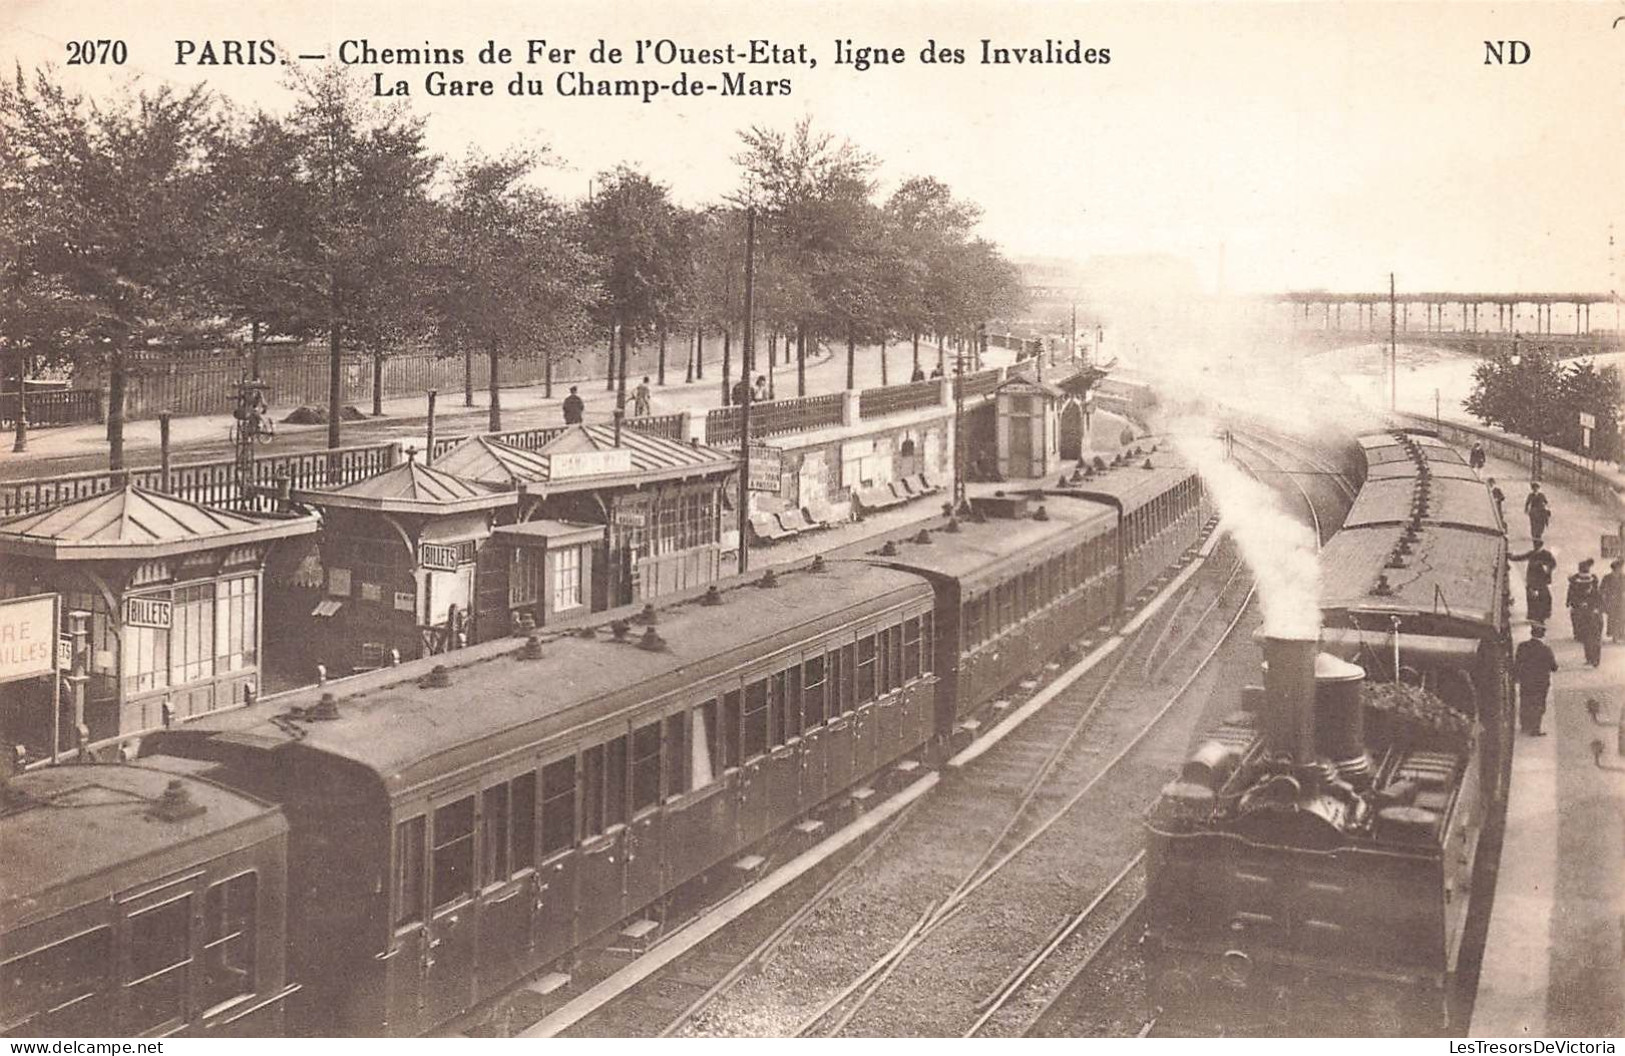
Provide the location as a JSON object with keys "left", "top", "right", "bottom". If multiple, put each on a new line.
{"left": 1, "top": 764, "right": 294, "bottom": 1037}
{"left": 1145, "top": 430, "right": 1512, "bottom": 1036}
{"left": 6, "top": 439, "right": 1213, "bottom": 1037}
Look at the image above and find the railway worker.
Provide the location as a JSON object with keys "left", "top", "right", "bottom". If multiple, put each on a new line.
{"left": 1602, "top": 558, "right": 1625, "bottom": 644}
{"left": 562, "top": 386, "right": 585, "bottom": 425}
{"left": 633, "top": 376, "right": 653, "bottom": 417}
{"left": 1525, "top": 483, "right": 1551, "bottom": 540}
{"left": 1469, "top": 442, "right": 1486, "bottom": 470}
{"left": 1565, "top": 559, "right": 1603, "bottom": 665}
{"left": 1513, "top": 624, "right": 1558, "bottom": 736}
{"left": 1510, "top": 538, "right": 1557, "bottom": 623}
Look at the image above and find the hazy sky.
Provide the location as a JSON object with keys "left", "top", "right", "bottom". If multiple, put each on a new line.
{"left": 5, "top": 0, "right": 1620, "bottom": 295}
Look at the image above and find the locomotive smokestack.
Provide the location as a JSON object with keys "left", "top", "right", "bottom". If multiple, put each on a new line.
{"left": 1258, "top": 634, "right": 1318, "bottom": 762}
{"left": 1313, "top": 653, "right": 1371, "bottom": 786}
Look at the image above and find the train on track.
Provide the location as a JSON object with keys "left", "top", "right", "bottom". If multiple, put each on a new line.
{"left": 1144, "top": 428, "right": 1512, "bottom": 1036}
{"left": 4, "top": 445, "right": 1213, "bottom": 1038}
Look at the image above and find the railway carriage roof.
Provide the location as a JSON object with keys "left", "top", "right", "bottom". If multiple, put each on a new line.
{"left": 859, "top": 492, "right": 1114, "bottom": 583}
{"left": 156, "top": 562, "right": 929, "bottom": 788}
{"left": 1364, "top": 459, "right": 1482, "bottom": 482}
{"left": 1057, "top": 452, "right": 1200, "bottom": 510}
{"left": 1344, "top": 477, "right": 1501, "bottom": 534}
{"left": 2, "top": 761, "right": 281, "bottom": 920}
{"left": 1320, "top": 524, "right": 1505, "bottom": 630}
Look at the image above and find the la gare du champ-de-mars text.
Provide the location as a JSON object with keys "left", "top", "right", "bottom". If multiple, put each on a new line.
{"left": 171, "top": 37, "right": 1110, "bottom": 101}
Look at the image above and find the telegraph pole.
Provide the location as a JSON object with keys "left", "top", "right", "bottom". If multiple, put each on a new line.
{"left": 737, "top": 206, "right": 757, "bottom": 575}
{"left": 1389, "top": 272, "right": 1397, "bottom": 411}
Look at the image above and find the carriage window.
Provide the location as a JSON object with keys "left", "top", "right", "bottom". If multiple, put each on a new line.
{"left": 581, "top": 744, "right": 605, "bottom": 838}
{"left": 722, "top": 691, "right": 743, "bottom": 768}
{"left": 682, "top": 700, "right": 720, "bottom": 790}
{"left": 875, "top": 628, "right": 890, "bottom": 693}
{"left": 540, "top": 758, "right": 576, "bottom": 855}
{"left": 664, "top": 712, "right": 690, "bottom": 796}
{"left": 394, "top": 815, "right": 426, "bottom": 927}
{"left": 962, "top": 597, "right": 981, "bottom": 647}
{"left": 803, "top": 655, "right": 827, "bottom": 727}
{"left": 1001, "top": 582, "right": 1016, "bottom": 630}
{"left": 921, "top": 613, "right": 934, "bottom": 672}
{"left": 768, "top": 674, "right": 784, "bottom": 746}
{"left": 856, "top": 635, "right": 877, "bottom": 702}
{"left": 835, "top": 645, "right": 856, "bottom": 714}
{"left": 903, "top": 618, "right": 922, "bottom": 680}
{"left": 3, "top": 927, "right": 113, "bottom": 1036}
{"left": 125, "top": 895, "right": 192, "bottom": 1034}
{"left": 743, "top": 679, "right": 769, "bottom": 758}
{"left": 481, "top": 785, "right": 511, "bottom": 885}
{"left": 202, "top": 872, "right": 256, "bottom": 1011}
{"left": 511, "top": 772, "right": 536, "bottom": 871}
{"left": 774, "top": 667, "right": 803, "bottom": 742}
{"left": 605, "top": 735, "right": 628, "bottom": 829}
{"left": 632, "top": 722, "right": 662, "bottom": 812}
{"left": 888, "top": 626, "right": 903, "bottom": 691}
{"left": 432, "top": 797, "right": 476, "bottom": 909}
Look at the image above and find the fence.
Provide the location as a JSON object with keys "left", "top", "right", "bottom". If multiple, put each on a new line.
{"left": 1391, "top": 411, "right": 1624, "bottom": 510}
{"left": 0, "top": 389, "right": 101, "bottom": 428}
{"left": 0, "top": 441, "right": 402, "bottom": 517}
{"left": 629, "top": 413, "right": 685, "bottom": 441}
{"left": 954, "top": 368, "right": 1004, "bottom": 400}
{"left": 706, "top": 393, "right": 846, "bottom": 448}
{"left": 859, "top": 378, "right": 944, "bottom": 420}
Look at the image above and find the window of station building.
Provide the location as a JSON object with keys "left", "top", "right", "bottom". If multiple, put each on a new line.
{"left": 856, "top": 635, "right": 877, "bottom": 703}
{"left": 539, "top": 758, "right": 576, "bottom": 856}
{"left": 2, "top": 926, "right": 113, "bottom": 1037}
{"left": 722, "top": 691, "right": 743, "bottom": 768}
{"left": 803, "top": 655, "right": 827, "bottom": 727}
{"left": 125, "top": 894, "right": 192, "bottom": 1034}
{"left": 394, "top": 815, "right": 426, "bottom": 928}
{"left": 201, "top": 872, "right": 256, "bottom": 1012}
{"left": 631, "top": 722, "right": 661, "bottom": 813}
{"left": 552, "top": 547, "right": 584, "bottom": 613}
{"left": 431, "top": 797, "right": 476, "bottom": 909}
{"left": 742, "top": 679, "right": 769, "bottom": 759}
{"left": 510, "top": 547, "right": 543, "bottom": 608}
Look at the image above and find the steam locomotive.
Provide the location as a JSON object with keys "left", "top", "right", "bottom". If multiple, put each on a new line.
{"left": 1144, "top": 429, "right": 1512, "bottom": 1035}
{"left": 5, "top": 448, "right": 1211, "bottom": 1038}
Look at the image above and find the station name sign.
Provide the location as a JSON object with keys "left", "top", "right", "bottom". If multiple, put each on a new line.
{"left": 0, "top": 594, "right": 57, "bottom": 683}
{"left": 550, "top": 448, "right": 634, "bottom": 480}
{"left": 125, "top": 596, "right": 172, "bottom": 629}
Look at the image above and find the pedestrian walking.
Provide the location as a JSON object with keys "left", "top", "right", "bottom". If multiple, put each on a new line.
{"left": 1469, "top": 442, "right": 1486, "bottom": 470}
{"left": 731, "top": 377, "right": 750, "bottom": 405}
{"left": 911, "top": 364, "right": 926, "bottom": 382}
{"left": 1524, "top": 482, "right": 1550, "bottom": 540}
{"left": 930, "top": 364, "right": 944, "bottom": 379}
{"left": 753, "top": 375, "right": 769, "bottom": 402}
{"left": 633, "top": 377, "right": 653, "bottom": 418}
{"left": 1602, "top": 558, "right": 1625, "bottom": 644}
{"left": 1566, "top": 559, "right": 1603, "bottom": 665}
{"left": 1513, "top": 625, "right": 1558, "bottom": 736}
{"left": 561, "top": 385, "right": 585, "bottom": 425}
{"left": 1510, "top": 539, "right": 1557, "bottom": 623}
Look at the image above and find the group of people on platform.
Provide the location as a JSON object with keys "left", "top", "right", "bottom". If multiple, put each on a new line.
{"left": 1508, "top": 472, "right": 1622, "bottom": 737}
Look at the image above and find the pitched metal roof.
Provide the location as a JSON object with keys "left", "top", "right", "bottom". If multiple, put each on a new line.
{"left": 0, "top": 485, "right": 320, "bottom": 561}
{"left": 431, "top": 436, "right": 552, "bottom": 487}
{"left": 519, "top": 424, "right": 737, "bottom": 495}
{"left": 289, "top": 459, "right": 514, "bottom": 515}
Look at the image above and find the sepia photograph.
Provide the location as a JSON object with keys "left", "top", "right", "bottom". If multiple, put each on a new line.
{"left": 1, "top": 0, "right": 1621, "bottom": 1044}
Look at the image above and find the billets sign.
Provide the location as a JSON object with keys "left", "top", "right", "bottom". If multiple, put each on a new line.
{"left": 739, "top": 443, "right": 783, "bottom": 493}
{"left": 0, "top": 594, "right": 57, "bottom": 683}
{"left": 419, "top": 543, "right": 460, "bottom": 572}
{"left": 125, "top": 596, "right": 172, "bottom": 629}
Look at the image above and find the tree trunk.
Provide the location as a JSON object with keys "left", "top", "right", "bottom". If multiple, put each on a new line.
{"left": 251, "top": 320, "right": 263, "bottom": 380}
{"left": 686, "top": 330, "right": 695, "bottom": 383}
{"left": 463, "top": 344, "right": 473, "bottom": 407}
{"left": 372, "top": 349, "right": 384, "bottom": 417}
{"left": 108, "top": 344, "right": 127, "bottom": 471}
{"left": 881, "top": 340, "right": 889, "bottom": 385}
{"left": 327, "top": 316, "right": 343, "bottom": 450}
{"left": 614, "top": 323, "right": 629, "bottom": 445}
{"left": 846, "top": 329, "right": 856, "bottom": 390}
{"left": 544, "top": 350, "right": 553, "bottom": 399}
{"left": 488, "top": 339, "right": 502, "bottom": 432}
{"left": 695, "top": 320, "right": 704, "bottom": 379}
{"left": 606, "top": 326, "right": 616, "bottom": 391}
{"left": 657, "top": 327, "right": 667, "bottom": 385}
{"left": 722, "top": 329, "right": 733, "bottom": 405}
{"left": 912, "top": 332, "right": 920, "bottom": 371}
{"left": 796, "top": 326, "right": 807, "bottom": 397}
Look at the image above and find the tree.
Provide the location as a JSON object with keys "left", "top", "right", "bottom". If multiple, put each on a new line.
{"left": 281, "top": 67, "right": 436, "bottom": 445}
{"left": 1464, "top": 346, "right": 1564, "bottom": 448}
{"left": 1, "top": 66, "right": 220, "bottom": 469}
{"left": 428, "top": 152, "right": 599, "bottom": 431}
{"left": 884, "top": 177, "right": 982, "bottom": 374}
{"left": 1555, "top": 359, "right": 1622, "bottom": 462}
{"left": 581, "top": 167, "right": 687, "bottom": 439}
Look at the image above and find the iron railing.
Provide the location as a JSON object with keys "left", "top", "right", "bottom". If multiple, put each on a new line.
{"left": 0, "top": 389, "right": 101, "bottom": 428}
{"left": 858, "top": 378, "right": 943, "bottom": 420}
{"left": 705, "top": 393, "right": 844, "bottom": 447}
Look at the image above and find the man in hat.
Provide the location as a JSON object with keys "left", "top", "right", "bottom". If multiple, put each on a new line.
{"left": 561, "top": 385, "right": 585, "bottom": 425}
{"left": 1510, "top": 538, "right": 1557, "bottom": 623}
{"left": 1602, "top": 558, "right": 1625, "bottom": 644}
{"left": 1566, "top": 558, "right": 1603, "bottom": 666}
{"left": 1524, "top": 482, "right": 1550, "bottom": 540}
{"left": 1513, "top": 624, "right": 1558, "bottom": 736}
{"left": 1469, "top": 441, "right": 1486, "bottom": 470}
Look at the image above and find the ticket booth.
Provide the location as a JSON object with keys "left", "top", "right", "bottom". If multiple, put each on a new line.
{"left": 487, "top": 520, "right": 605, "bottom": 634}
{"left": 994, "top": 377, "right": 1064, "bottom": 479}
{"left": 0, "top": 485, "right": 318, "bottom": 761}
{"left": 290, "top": 458, "right": 515, "bottom": 674}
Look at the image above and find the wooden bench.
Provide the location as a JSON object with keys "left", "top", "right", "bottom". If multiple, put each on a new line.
{"left": 749, "top": 513, "right": 793, "bottom": 544}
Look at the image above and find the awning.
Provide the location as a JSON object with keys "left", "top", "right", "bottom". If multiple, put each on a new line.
{"left": 311, "top": 599, "right": 343, "bottom": 618}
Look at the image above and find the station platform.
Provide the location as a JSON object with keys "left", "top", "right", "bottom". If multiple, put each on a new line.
{"left": 1471, "top": 454, "right": 1625, "bottom": 1038}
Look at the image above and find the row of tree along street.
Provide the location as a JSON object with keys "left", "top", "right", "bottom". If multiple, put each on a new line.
{"left": 1, "top": 65, "right": 1027, "bottom": 468}
{"left": 1464, "top": 345, "right": 1622, "bottom": 463}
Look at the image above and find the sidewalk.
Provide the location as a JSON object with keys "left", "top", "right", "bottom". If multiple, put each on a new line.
{"left": 0, "top": 340, "right": 1010, "bottom": 481}
{"left": 1471, "top": 452, "right": 1625, "bottom": 1038}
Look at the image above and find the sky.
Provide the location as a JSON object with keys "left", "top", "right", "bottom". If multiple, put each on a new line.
{"left": 4, "top": 0, "right": 1621, "bottom": 296}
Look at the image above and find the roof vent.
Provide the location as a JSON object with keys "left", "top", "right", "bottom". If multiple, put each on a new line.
{"left": 1070, "top": 468, "right": 1086, "bottom": 484}
{"left": 945, "top": 516, "right": 962, "bottom": 533}
{"left": 420, "top": 665, "right": 452, "bottom": 689}
{"left": 637, "top": 603, "right": 658, "bottom": 625}
{"left": 522, "top": 633, "right": 544, "bottom": 660}
{"left": 639, "top": 627, "right": 666, "bottom": 651}
{"left": 310, "top": 692, "right": 340, "bottom": 720}
{"left": 809, "top": 554, "right": 828, "bottom": 573}
{"left": 1143, "top": 458, "right": 1154, "bottom": 470}
{"left": 702, "top": 585, "right": 724, "bottom": 605}
{"left": 879, "top": 540, "right": 900, "bottom": 556}
{"left": 1374, "top": 573, "right": 1393, "bottom": 596}
{"left": 913, "top": 529, "right": 933, "bottom": 545}
{"left": 147, "top": 779, "right": 206, "bottom": 823}
{"left": 758, "top": 568, "right": 780, "bottom": 588}
{"left": 1385, "top": 551, "right": 1408, "bottom": 569}
{"left": 576, "top": 625, "right": 596, "bottom": 639}
{"left": 1058, "top": 475, "right": 1072, "bottom": 488}
{"left": 1034, "top": 505, "right": 1050, "bottom": 521}
{"left": 611, "top": 619, "right": 631, "bottom": 640}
